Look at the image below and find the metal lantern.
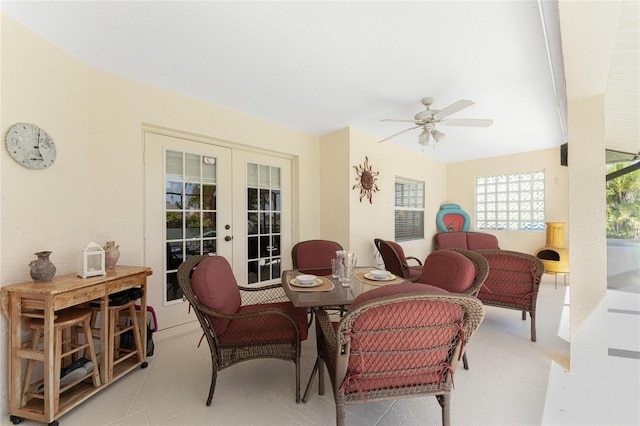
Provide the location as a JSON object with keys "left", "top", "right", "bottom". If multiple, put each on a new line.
{"left": 78, "top": 241, "right": 106, "bottom": 278}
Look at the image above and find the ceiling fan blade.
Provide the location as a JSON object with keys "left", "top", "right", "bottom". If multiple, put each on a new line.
{"left": 441, "top": 118, "right": 494, "bottom": 127}
{"left": 432, "top": 99, "right": 474, "bottom": 120}
{"left": 381, "top": 118, "right": 422, "bottom": 124}
{"left": 378, "top": 125, "right": 421, "bottom": 143}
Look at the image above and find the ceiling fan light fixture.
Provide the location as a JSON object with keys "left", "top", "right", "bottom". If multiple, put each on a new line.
{"left": 432, "top": 129, "right": 445, "bottom": 143}
{"left": 418, "top": 129, "right": 430, "bottom": 146}
{"left": 379, "top": 97, "right": 492, "bottom": 147}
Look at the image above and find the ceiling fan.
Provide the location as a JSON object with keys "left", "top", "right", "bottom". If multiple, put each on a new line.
{"left": 379, "top": 97, "right": 493, "bottom": 147}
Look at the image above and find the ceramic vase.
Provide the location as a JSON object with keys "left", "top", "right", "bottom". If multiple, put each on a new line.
{"left": 29, "top": 251, "right": 57, "bottom": 282}
{"left": 104, "top": 241, "right": 120, "bottom": 269}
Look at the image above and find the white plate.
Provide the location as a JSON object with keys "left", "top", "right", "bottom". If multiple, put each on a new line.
{"left": 364, "top": 272, "right": 396, "bottom": 281}
{"left": 290, "top": 278, "right": 324, "bottom": 288}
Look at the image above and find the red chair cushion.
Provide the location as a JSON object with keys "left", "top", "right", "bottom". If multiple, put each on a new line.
{"left": 477, "top": 252, "right": 537, "bottom": 307}
{"left": 435, "top": 232, "right": 468, "bottom": 249}
{"left": 191, "top": 256, "right": 241, "bottom": 334}
{"left": 466, "top": 233, "right": 499, "bottom": 250}
{"left": 385, "top": 241, "right": 407, "bottom": 262}
{"left": 351, "top": 282, "right": 447, "bottom": 309}
{"left": 294, "top": 240, "right": 342, "bottom": 276}
{"left": 419, "top": 250, "right": 477, "bottom": 293}
{"left": 218, "top": 302, "right": 309, "bottom": 344}
{"left": 344, "top": 283, "right": 463, "bottom": 394}
{"left": 378, "top": 241, "right": 404, "bottom": 277}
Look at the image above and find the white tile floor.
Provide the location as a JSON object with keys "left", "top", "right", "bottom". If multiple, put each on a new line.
{"left": 11, "top": 275, "right": 639, "bottom": 426}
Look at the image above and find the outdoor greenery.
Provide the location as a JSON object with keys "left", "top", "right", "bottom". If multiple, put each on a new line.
{"left": 606, "top": 162, "right": 640, "bottom": 240}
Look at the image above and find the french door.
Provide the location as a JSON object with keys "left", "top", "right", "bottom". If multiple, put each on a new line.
{"left": 144, "top": 130, "right": 291, "bottom": 330}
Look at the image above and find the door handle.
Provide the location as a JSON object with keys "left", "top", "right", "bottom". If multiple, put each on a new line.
{"left": 224, "top": 236, "right": 233, "bottom": 242}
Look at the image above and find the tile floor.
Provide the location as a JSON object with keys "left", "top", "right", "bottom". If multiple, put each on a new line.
{"left": 10, "top": 275, "right": 639, "bottom": 426}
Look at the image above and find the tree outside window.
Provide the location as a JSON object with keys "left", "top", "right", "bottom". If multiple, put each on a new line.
{"left": 606, "top": 162, "right": 640, "bottom": 240}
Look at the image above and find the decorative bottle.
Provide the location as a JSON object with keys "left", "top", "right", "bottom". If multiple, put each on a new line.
{"left": 104, "top": 241, "right": 120, "bottom": 269}
{"left": 29, "top": 251, "right": 57, "bottom": 282}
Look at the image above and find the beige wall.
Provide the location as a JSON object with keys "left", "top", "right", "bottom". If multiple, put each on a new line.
{"left": 0, "top": 15, "right": 322, "bottom": 415}
{"left": 558, "top": 0, "right": 613, "bottom": 342}
{"left": 319, "top": 128, "right": 351, "bottom": 249}
{"left": 346, "top": 127, "right": 447, "bottom": 267}
{"left": 567, "top": 95, "right": 607, "bottom": 338}
{"left": 1, "top": 15, "right": 92, "bottom": 281}
{"left": 87, "top": 69, "right": 322, "bottom": 265}
{"left": 447, "top": 148, "right": 569, "bottom": 254}
{"left": 320, "top": 127, "right": 448, "bottom": 269}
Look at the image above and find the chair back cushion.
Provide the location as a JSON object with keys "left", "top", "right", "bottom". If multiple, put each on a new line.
{"left": 419, "top": 250, "right": 477, "bottom": 293}
{"left": 351, "top": 282, "right": 446, "bottom": 309}
{"left": 191, "top": 256, "right": 241, "bottom": 334}
{"left": 343, "top": 283, "right": 464, "bottom": 394}
{"left": 435, "top": 232, "right": 469, "bottom": 249}
{"left": 476, "top": 251, "right": 540, "bottom": 308}
{"left": 466, "top": 232, "right": 500, "bottom": 250}
{"left": 377, "top": 240, "right": 406, "bottom": 277}
{"left": 292, "top": 240, "right": 342, "bottom": 276}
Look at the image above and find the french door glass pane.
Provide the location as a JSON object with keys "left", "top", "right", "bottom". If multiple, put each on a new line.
{"left": 246, "top": 162, "right": 281, "bottom": 285}
{"left": 164, "top": 150, "right": 218, "bottom": 303}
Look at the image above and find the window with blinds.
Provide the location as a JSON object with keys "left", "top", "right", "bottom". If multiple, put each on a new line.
{"left": 475, "top": 171, "right": 545, "bottom": 231}
{"left": 394, "top": 177, "right": 425, "bottom": 241}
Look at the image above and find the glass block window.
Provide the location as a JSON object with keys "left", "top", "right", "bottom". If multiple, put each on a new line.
{"left": 475, "top": 171, "right": 545, "bottom": 231}
{"left": 395, "top": 177, "right": 425, "bottom": 241}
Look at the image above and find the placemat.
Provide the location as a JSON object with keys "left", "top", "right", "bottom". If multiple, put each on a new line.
{"left": 288, "top": 276, "right": 335, "bottom": 292}
{"left": 354, "top": 271, "right": 405, "bottom": 286}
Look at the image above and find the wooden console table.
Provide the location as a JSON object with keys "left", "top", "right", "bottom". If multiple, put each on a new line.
{"left": 1, "top": 265, "right": 152, "bottom": 426}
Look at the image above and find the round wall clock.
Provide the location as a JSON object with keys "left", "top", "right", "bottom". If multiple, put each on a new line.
{"left": 6, "top": 123, "right": 57, "bottom": 170}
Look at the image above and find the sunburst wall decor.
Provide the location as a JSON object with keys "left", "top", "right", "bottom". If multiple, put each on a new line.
{"left": 353, "top": 156, "right": 380, "bottom": 204}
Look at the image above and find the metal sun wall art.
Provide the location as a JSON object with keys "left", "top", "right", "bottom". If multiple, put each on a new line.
{"left": 353, "top": 156, "right": 380, "bottom": 204}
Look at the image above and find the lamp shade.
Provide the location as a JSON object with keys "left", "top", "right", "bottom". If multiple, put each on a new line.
{"left": 432, "top": 129, "right": 445, "bottom": 142}
{"left": 418, "top": 129, "right": 430, "bottom": 145}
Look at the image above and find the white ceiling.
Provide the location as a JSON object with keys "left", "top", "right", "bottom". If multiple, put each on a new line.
{"left": 1, "top": 1, "right": 637, "bottom": 163}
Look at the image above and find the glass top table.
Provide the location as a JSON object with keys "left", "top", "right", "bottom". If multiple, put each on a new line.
{"left": 281, "top": 267, "right": 406, "bottom": 309}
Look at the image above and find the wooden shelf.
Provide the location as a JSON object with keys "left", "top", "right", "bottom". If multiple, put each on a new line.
{"left": 2, "top": 266, "right": 152, "bottom": 425}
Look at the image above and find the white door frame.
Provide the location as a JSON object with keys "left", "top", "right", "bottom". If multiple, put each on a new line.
{"left": 142, "top": 125, "right": 297, "bottom": 330}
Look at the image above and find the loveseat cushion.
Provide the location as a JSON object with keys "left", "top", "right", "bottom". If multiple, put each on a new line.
{"left": 419, "top": 250, "right": 477, "bottom": 293}
{"left": 191, "top": 256, "right": 242, "bottom": 334}
{"left": 466, "top": 232, "right": 500, "bottom": 250}
{"left": 435, "top": 232, "right": 469, "bottom": 249}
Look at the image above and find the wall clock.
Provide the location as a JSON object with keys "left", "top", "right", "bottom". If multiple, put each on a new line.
{"left": 6, "top": 123, "right": 57, "bottom": 170}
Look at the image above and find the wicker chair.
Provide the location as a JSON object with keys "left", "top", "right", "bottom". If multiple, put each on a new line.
{"left": 417, "top": 249, "right": 489, "bottom": 369}
{"left": 313, "top": 282, "right": 485, "bottom": 426}
{"left": 418, "top": 249, "right": 489, "bottom": 297}
{"left": 374, "top": 238, "right": 423, "bottom": 282}
{"left": 177, "top": 255, "right": 309, "bottom": 405}
{"left": 291, "top": 239, "right": 343, "bottom": 276}
{"left": 474, "top": 249, "right": 545, "bottom": 342}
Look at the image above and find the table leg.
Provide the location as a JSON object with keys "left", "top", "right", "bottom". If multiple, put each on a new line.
{"left": 99, "top": 296, "right": 109, "bottom": 385}
{"left": 302, "top": 357, "right": 319, "bottom": 402}
{"left": 43, "top": 299, "right": 56, "bottom": 420}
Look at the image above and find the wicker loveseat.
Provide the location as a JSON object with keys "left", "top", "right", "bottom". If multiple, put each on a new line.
{"left": 434, "top": 232, "right": 544, "bottom": 341}
{"left": 435, "top": 231, "right": 500, "bottom": 251}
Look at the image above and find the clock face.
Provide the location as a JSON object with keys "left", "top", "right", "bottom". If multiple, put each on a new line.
{"left": 6, "top": 123, "right": 57, "bottom": 170}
